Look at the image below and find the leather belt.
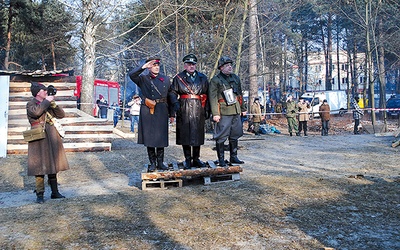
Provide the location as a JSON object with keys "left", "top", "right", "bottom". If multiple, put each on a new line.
{"left": 180, "top": 94, "right": 201, "bottom": 99}
{"left": 154, "top": 98, "right": 167, "bottom": 103}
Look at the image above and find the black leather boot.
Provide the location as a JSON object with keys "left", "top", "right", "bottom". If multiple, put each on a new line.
{"left": 49, "top": 176, "right": 65, "bottom": 199}
{"left": 216, "top": 142, "right": 227, "bottom": 167}
{"left": 229, "top": 139, "right": 244, "bottom": 164}
{"left": 192, "top": 146, "right": 206, "bottom": 168}
{"left": 156, "top": 147, "right": 169, "bottom": 171}
{"left": 147, "top": 147, "right": 157, "bottom": 172}
{"left": 183, "top": 145, "right": 192, "bottom": 169}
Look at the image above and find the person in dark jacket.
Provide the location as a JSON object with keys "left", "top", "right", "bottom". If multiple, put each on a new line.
{"left": 169, "top": 53, "right": 209, "bottom": 169}
{"left": 27, "top": 82, "right": 69, "bottom": 203}
{"left": 128, "top": 57, "right": 171, "bottom": 172}
{"left": 351, "top": 96, "right": 363, "bottom": 134}
{"left": 208, "top": 56, "right": 247, "bottom": 167}
{"left": 319, "top": 99, "right": 331, "bottom": 136}
{"left": 97, "top": 94, "right": 108, "bottom": 118}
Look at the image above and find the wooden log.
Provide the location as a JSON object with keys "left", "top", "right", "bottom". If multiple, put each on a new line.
{"left": 392, "top": 139, "right": 400, "bottom": 148}
{"left": 141, "top": 165, "right": 243, "bottom": 180}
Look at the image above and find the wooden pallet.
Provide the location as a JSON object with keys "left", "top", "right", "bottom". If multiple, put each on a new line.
{"left": 142, "top": 179, "right": 183, "bottom": 190}
{"left": 204, "top": 173, "right": 241, "bottom": 185}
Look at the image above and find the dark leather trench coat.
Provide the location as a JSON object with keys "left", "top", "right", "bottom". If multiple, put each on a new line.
{"left": 26, "top": 98, "right": 69, "bottom": 176}
{"left": 129, "top": 66, "right": 171, "bottom": 148}
{"left": 169, "top": 70, "right": 209, "bottom": 146}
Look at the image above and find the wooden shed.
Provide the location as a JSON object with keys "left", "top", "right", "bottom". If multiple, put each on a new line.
{"left": 2, "top": 70, "right": 116, "bottom": 154}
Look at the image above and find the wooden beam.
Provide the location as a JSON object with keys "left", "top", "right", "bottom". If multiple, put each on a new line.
{"left": 141, "top": 165, "right": 243, "bottom": 180}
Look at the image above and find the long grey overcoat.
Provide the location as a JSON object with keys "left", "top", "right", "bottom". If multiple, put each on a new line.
{"left": 169, "top": 70, "right": 209, "bottom": 146}
{"left": 129, "top": 66, "right": 171, "bottom": 147}
{"left": 26, "top": 98, "right": 69, "bottom": 176}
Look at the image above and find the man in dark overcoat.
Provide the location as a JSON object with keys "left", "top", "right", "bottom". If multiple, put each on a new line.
{"left": 169, "top": 53, "right": 209, "bottom": 169}
{"left": 208, "top": 56, "right": 247, "bottom": 167}
{"left": 27, "top": 82, "right": 69, "bottom": 203}
{"left": 129, "top": 57, "right": 171, "bottom": 172}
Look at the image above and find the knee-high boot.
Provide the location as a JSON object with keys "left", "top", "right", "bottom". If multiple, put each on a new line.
{"left": 147, "top": 147, "right": 157, "bottom": 172}
{"left": 35, "top": 175, "right": 45, "bottom": 204}
{"left": 216, "top": 142, "right": 227, "bottom": 167}
{"left": 229, "top": 139, "right": 244, "bottom": 164}
{"left": 156, "top": 147, "right": 168, "bottom": 170}
{"left": 48, "top": 174, "right": 65, "bottom": 199}
{"left": 183, "top": 145, "right": 192, "bottom": 169}
{"left": 192, "top": 146, "right": 206, "bottom": 168}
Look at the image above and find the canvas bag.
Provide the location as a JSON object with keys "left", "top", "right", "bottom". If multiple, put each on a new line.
{"left": 23, "top": 124, "right": 46, "bottom": 142}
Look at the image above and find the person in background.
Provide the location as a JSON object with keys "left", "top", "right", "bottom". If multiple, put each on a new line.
{"left": 285, "top": 94, "right": 299, "bottom": 136}
{"left": 351, "top": 95, "right": 363, "bottom": 134}
{"left": 27, "top": 82, "right": 69, "bottom": 203}
{"left": 110, "top": 102, "right": 121, "bottom": 128}
{"left": 209, "top": 56, "right": 247, "bottom": 167}
{"left": 319, "top": 99, "right": 331, "bottom": 136}
{"left": 169, "top": 53, "right": 209, "bottom": 169}
{"left": 128, "top": 56, "right": 171, "bottom": 172}
{"left": 250, "top": 97, "right": 262, "bottom": 135}
{"left": 97, "top": 94, "right": 108, "bottom": 118}
{"left": 128, "top": 95, "right": 141, "bottom": 133}
{"left": 297, "top": 98, "right": 310, "bottom": 137}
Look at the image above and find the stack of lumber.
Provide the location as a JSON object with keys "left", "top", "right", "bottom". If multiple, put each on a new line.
{"left": 7, "top": 80, "right": 115, "bottom": 154}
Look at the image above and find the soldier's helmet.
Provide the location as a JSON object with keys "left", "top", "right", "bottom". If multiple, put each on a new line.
{"left": 218, "top": 56, "right": 233, "bottom": 68}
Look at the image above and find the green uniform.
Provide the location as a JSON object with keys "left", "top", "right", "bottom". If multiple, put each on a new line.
{"left": 285, "top": 100, "right": 298, "bottom": 134}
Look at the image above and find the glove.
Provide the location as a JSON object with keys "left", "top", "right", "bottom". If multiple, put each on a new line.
{"left": 50, "top": 101, "right": 57, "bottom": 108}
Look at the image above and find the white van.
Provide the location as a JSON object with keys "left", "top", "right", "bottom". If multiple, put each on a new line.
{"left": 301, "top": 90, "right": 348, "bottom": 118}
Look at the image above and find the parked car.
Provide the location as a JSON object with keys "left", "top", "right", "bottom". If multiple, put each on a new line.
{"left": 386, "top": 96, "right": 400, "bottom": 118}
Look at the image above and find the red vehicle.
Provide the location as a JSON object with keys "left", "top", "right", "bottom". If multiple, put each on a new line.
{"left": 75, "top": 76, "right": 120, "bottom": 117}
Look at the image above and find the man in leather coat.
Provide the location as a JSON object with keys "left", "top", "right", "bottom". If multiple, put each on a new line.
{"left": 208, "top": 56, "right": 247, "bottom": 167}
{"left": 129, "top": 57, "right": 171, "bottom": 172}
{"left": 169, "top": 54, "right": 209, "bottom": 169}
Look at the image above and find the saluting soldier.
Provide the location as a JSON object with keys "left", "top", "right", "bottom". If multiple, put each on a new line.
{"left": 128, "top": 57, "right": 171, "bottom": 172}
{"left": 208, "top": 56, "right": 247, "bottom": 167}
{"left": 169, "top": 53, "right": 209, "bottom": 169}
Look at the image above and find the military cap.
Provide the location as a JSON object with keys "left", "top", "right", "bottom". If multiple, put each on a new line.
{"left": 145, "top": 56, "right": 161, "bottom": 64}
{"left": 183, "top": 53, "right": 197, "bottom": 64}
{"left": 217, "top": 56, "right": 233, "bottom": 68}
{"left": 30, "top": 82, "right": 47, "bottom": 97}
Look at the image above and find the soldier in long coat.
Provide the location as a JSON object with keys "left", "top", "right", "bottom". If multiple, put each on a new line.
{"left": 319, "top": 99, "right": 331, "bottom": 136}
{"left": 209, "top": 56, "right": 247, "bottom": 167}
{"left": 297, "top": 98, "right": 310, "bottom": 136}
{"left": 129, "top": 57, "right": 171, "bottom": 172}
{"left": 250, "top": 98, "right": 262, "bottom": 135}
{"left": 27, "top": 82, "right": 69, "bottom": 203}
{"left": 169, "top": 54, "right": 209, "bottom": 169}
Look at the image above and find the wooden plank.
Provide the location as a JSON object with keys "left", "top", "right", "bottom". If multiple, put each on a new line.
{"left": 204, "top": 173, "right": 240, "bottom": 185}
{"left": 9, "top": 81, "right": 76, "bottom": 88}
{"left": 392, "top": 139, "right": 400, "bottom": 148}
{"left": 7, "top": 142, "right": 112, "bottom": 151}
{"left": 142, "top": 179, "right": 183, "bottom": 190}
{"left": 394, "top": 127, "right": 400, "bottom": 138}
{"left": 141, "top": 165, "right": 243, "bottom": 180}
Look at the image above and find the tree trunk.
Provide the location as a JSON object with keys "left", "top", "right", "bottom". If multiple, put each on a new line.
{"left": 80, "top": 0, "right": 97, "bottom": 115}
{"left": 248, "top": 0, "right": 258, "bottom": 106}
{"left": 4, "top": 3, "right": 14, "bottom": 70}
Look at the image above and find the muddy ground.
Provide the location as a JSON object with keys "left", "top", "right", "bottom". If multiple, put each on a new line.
{"left": 0, "top": 114, "right": 399, "bottom": 250}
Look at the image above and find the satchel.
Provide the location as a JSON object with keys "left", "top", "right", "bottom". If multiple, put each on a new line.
{"left": 145, "top": 98, "right": 156, "bottom": 115}
{"left": 23, "top": 125, "right": 46, "bottom": 142}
